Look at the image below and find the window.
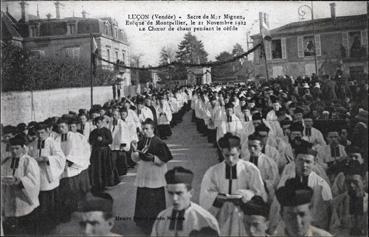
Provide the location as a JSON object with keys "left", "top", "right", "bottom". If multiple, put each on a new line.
{"left": 303, "top": 35, "right": 315, "bottom": 56}
{"left": 115, "top": 51, "right": 119, "bottom": 62}
{"left": 122, "top": 50, "right": 126, "bottom": 63}
{"left": 298, "top": 35, "right": 321, "bottom": 58}
{"left": 107, "top": 48, "right": 110, "bottom": 62}
{"left": 68, "top": 24, "right": 76, "bottom": 34}
{"left": 64, "top": 47, "right": 80, "bottom": 59}
{"left": 104, "top": 22, "right": 111, "bottom": 36}
{"left": 272, "top": 39, "right": 282, "bottom": 59}
{"left": 30, "top": 50, "right": 45, "bottom": 58}
{"left": 349, "top": 66, "right": 364, "bottom": 80}
{"left": 349, "top": 31, "right": 362, "bottom": 58}
{"left": 29, "top": 25, "right": 38, "bottom": 37}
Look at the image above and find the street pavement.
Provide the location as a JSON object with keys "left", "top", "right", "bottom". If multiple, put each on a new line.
{"left": 107, "top": 110, "right": 219, "bottom": 236}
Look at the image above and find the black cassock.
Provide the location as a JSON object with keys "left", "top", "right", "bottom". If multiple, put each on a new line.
{"left": 133, "top": 136, "right": 173, "bottom": 234}
{"left": 89, "top": 127, "right": 119, "bottom": 193}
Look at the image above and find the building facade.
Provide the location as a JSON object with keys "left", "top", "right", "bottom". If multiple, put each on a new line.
{"left": 251, "top": 12, "right": 368, "bottom": 80}
{"left": 2, "top": 2, "right": 131, "bottom": 85}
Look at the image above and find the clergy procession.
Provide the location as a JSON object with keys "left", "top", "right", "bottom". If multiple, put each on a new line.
{"left": 1, "top": 73, "right": 368, "bottom": 237}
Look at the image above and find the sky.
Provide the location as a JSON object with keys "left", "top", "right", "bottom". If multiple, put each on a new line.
{"left": 4, "top": 1, "right": 367, "bottom": 65}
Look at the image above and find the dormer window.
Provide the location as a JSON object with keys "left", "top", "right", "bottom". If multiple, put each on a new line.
{"left": 68, "top": 23, "right": 76, "bottom": 35}
{"left": 69, "top": 23, "right": 76, "bottom": 35}
{"left": 104, "top": 21, "right": 110, "bottom": 35}
{"left": 29, "top": 25, "right": 38, "bottom": 37}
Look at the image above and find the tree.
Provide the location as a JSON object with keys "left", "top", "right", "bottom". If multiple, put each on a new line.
{"left": 159, "top": 46, "right": 176, "bottom": 65}
{"left": 212, "top": 43, "right": 254, "bottom": 82}
{"left": 1, "top": 43, "right": 114, "bottom": 92}
{"left": 157, "top": 46, "right": 178, "bottom": 83}
{"left": 232, "top": 43, "right": 244, "bottom": 57}
{"left": 212, "top": 51, "right": 234, "bottom": 80}
{"left": 176, "top": 32, "right": 208, "bottom": 64}
{"left": 130, "top": 54, "right": 143, "bottom": 85}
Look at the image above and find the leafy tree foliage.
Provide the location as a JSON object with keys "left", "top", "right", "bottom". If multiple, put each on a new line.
{"left": 176, "top": 32, "right": 208, "bottom": 64}
{"left": 1, "top": 44, "right": 115, "bottom": 92}
{"left": 212, "top": 43, "right": 254, "bottom": 81}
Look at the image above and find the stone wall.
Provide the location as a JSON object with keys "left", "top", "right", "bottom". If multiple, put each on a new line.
{"left": 1, "top": 85, "right": 139, "bottom": 126}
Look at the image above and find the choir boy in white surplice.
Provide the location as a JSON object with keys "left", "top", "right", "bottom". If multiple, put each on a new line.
{"left": 204, "top": 95, "right": 221, "bottom": 144}
{"left": 152, "top": 167, "right": 220, "bottom": 237}
{"left": 28, "top": 122, "right": 66, "bottom": 233}
{"left": 241, "top": 196, "right": 270, "bottom": 237}
{"left": 137, "top": 97, "right": 154, "bottom": 123}
{"left": 316, "top": 129, "right": 347, "bottom": 179}
{"left": 109, "top": 109, "right": 126, "bottom": 175}
{"left": 200, "top": 133, "right": 267, "bottom": 236}
{"left": 240, "top": 113, "right": 278, "bottom": 149}
{"left": 1, "top": 136, "right": 40, "bottom": 236}
{"left": 240, "top": 105, "right": 253, "bottom": 126}
{"left": 119, "top": 107, "right": 140, "bottom": 169}
{"left": 303, "top": 113, "right": 326, "bottom": 149}
{"left": 330, "top": 161, "right": 368, "bottom": 237}
{"left": 266, "top": 96, "right": 284, "bottom": 138}
{"left": 78, "top": 113, "right": 95, "bottom": 139}
{"left": 246, "top": 133, "right": 279, "bottom": 203}
{"left": 274, "top": 181, "right": 333, "bottom": 237}
{"left": 123, "top": 99, "right": 142, "bottom": 132}
{"left": 216, "top": 103, "right": 244, "bottom": 143}
{"left": 242, "top": 123, "right": 285, "bottom": 172}
{"left": 156, "top": 96, "right": 173, "bottom": 139}
{"left": 56, "top": 118, "right": 91, "bottom": 222}
{"left": 1, "top": 125, "right": 16, "bottom": 161}
{"left": 268, "top": 146, "right": 333, "bottom": 234}
{"left": 288, "top": 121, "right": 330, "bottom": 184}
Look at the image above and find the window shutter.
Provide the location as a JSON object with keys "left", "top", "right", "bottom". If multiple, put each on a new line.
{"left": 281, "top": 37, "right": 287, "bottom": 59}
{"left": 361, "top": 30, "right": 368, "bottom": 47}
{"left": 264, "top": 40, "right": 272, "bottom": 60}
{"left": 297, "top": 36, "right": 303, "bottom": 58}
{"left": 65, "top": 48, "right": 72, "bottom": 57}
{"left": 314, "top": 34, "right": 321, "bottom": 57}
{"left": 342, "top": 32, "right": 349, "bottom": 57}
{"left": 73, "top": 47, "right": 80, "bottom": 59}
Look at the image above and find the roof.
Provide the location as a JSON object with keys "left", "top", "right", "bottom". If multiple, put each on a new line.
{"left": 27, "top": 16, "right": 128, "bottom": 44}
{"left": 1, "top": 11, "right": 22, "bottom": 40}
{"left": 251, "top": 14, "right": 367, "bottom": 39}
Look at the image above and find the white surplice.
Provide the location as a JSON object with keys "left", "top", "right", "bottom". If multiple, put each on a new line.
{"left": 55, "top": 132, "right": 91, "bottom": 178}
{"left": 268, "top": 163, "right": 333, "bottom": 233}
{"left": 1, "top": 154, "right": 40, "bottom": 217}
{"left": 28, "top": 137, "right": 66, "bottom": 191}
{"left": 216, "top": 114, "right": 244, "bottom": 143}
{"left": 199, "top": 160, "right": 267, "bottom": 236}
{"left": 151, "top": 202, "right": 220, "bottom": 237}
{"left": 316, "top": 144, "right": 347, "bottom": 170}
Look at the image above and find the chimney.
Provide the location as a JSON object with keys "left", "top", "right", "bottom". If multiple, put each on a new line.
{"left": 263, "top": 13, "right": 269, "bottom": 28}
{"left": 55, "top": 1, "right": 61, "bottom": 19}
{"left": 82, "top": 10, "right": 87, "bottom": 18}
{"left": 330, "top": 3, "right": 336, "bottom": 22}
{"left": 20, "top": 1, "right": 28, "bottom": 22}
{"left": 36, "top": 4, "right": 40, "bottom": 18}
{"left": 259, "top": 12, "right": 263, "bottom": 31}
